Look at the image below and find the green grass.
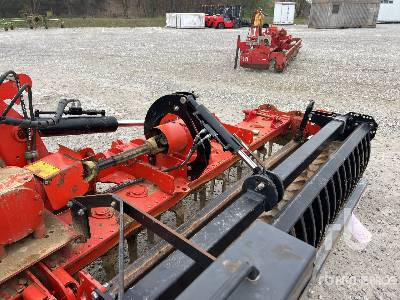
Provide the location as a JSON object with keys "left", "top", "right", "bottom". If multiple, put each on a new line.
{"left": 62, "top": 17, "right": 165, "bottom": 28}
{"left": 2, "top": 17, "right": 166, "bottom": 29}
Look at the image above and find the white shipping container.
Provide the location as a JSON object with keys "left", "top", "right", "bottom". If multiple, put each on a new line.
{"left": 273, "top": 2, "right": 296, "bottom": 25}
{"left": 165, "top": 13, "right": 205, "bottom": 29}
{"left": 378, "top": 0, "right": 400, "bottom": 23}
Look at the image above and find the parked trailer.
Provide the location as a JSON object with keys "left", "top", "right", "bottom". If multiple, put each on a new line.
{"left": 274, "top": 2, "right": 296, "bottom": 25}
{"left": 378, "top": 0, "right": 400, "bottom": 22}
{"left": 166, "top": 13, "right": 205, "bottom": 29}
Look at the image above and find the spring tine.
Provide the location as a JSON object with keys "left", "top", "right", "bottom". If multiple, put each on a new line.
{"left": 126, "top": 230, "right": 139, "bottom": 262}
{"left": 199, "top": 186, "right": 207, "bottom": 209}
{"left": 102, "top": 245, "right": 118, "bottom": 280}
{"left": 334, "top": 170, "right": 343, "bottom": 213}
{"left": 226, "top": 168, "right": 231, "bottom": 185}
{"left": 172, "top": 202, "right": 185, "bottom": 227}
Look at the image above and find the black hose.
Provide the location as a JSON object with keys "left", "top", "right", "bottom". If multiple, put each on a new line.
{"left": 1, "top": 84, "right": 32, "bottom": 117}
{"left": 0, "top": 70, "right": 19, "bottom": 85}
{"left": 0, "top": 99, "right": 78, "bottom": 129}
{"left": 164, "top": 133, "right": 211, "bottom": 173}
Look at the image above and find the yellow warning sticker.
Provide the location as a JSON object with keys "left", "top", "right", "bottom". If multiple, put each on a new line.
{"left": 26, "top": 161, "right": 60, "bottom": 179}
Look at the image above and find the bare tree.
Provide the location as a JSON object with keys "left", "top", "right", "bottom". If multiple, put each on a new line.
{"left": 122, "top": 0, "right": 129, "bottom": 17}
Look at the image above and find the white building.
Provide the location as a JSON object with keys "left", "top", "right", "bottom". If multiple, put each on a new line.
{"left": 378, "top": 0, "right": 400, "bottom": 22}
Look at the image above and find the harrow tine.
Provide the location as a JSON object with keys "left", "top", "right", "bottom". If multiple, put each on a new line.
{"left": 193, "top": 191, "right": 198, "bottom": 202}
{"left": 126, "top": 230, "right": 139, "bottom": 262}
{"left": 199, "top": 186, "right": 207, "bottom": 209}
{"left": 147, "top": 216, "right": 161, "bottom": 244}
{"left": 268, "top": 142, "right": 273, "bottom": 157}
{"left": 102, "top": 245, "right": 118, "bottom": 280}
{"left": 236, "top": 162, "right": 243, "bottom": 180}
{"left": 172, "top": 202, "right": 185, "bottom": 227}
{"left": 217, "top": 173, "right": 228, "bottom": 193}
{"left": 209, "top": 179, "right": 216, "bottom": 198}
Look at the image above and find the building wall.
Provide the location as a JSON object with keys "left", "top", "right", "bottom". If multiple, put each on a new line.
{"left": 378, "top": 0, "right": 400, "bottom": 22}
{"left": 309, "top": 0, "right": 380, "bottom": 28}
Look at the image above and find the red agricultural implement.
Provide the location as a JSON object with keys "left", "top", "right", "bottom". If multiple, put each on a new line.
{"left": 202, "top": 4, "right": 243, "bottom": 29}
{"left": 0, "top": 71, "right": 377, "bottom": 299}
{"left": 234, "top": 26, "right": 302, "bottom": 72}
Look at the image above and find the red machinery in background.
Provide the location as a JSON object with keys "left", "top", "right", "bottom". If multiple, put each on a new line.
{"left": 234, "top": 26, "right": 302, "bottom": 72}
{"left": 202, "top": 4, "right": 243, "bottom": 29}
{"left": 0, "top": 71, "right": 377, "bottom": 299}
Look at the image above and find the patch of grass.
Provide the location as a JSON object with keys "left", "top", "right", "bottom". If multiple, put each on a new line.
{"left": 1, "top": 17, "right": 166, "bottom": 29}
{"left": 63, "top": 17, "right": 165, "bottom": 28}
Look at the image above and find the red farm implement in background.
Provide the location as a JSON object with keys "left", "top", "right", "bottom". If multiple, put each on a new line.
{"left": 202, "top": 4, "right": 243, "bottom": 29}
{"left": 234, "top": 26, "right": 302, "bottom": 72}
{"left": 0, "top": 71, "right": 377, "bottom": 299}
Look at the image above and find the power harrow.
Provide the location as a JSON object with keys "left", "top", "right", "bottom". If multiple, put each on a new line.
{"left": 234, "top": 26, "right": 302, "bottom": 72}
{"left": 0, "top": 71, "right": 377, "bottom": 299}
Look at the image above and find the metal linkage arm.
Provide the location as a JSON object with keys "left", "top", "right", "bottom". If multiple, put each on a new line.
{"left": 71, "top": 194, "right": 216, "bottom": 268}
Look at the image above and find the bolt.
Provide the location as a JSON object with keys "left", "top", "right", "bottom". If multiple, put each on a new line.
{"left": 180, "top": 97, "right": 187, "bottom": 104}
{"left": 174, "top": 105, "right": 179, "bottom": 112}
{"left": 103, "top": 283, "right": 110, "bottom": 289}
{"left": 91, "top": 291, "right": 99, "bottom": 299}
{"left": 111, "top": 201, "right": 117, "bottom": 208}
{"left": 77, "top": 209, "right": 85, "bottom": 216}
{"left": 43, "top": 180, "right": 50, "bottom": 185}
{"left": 255, "top": 182, "right": 265, "bottom": 191}
{"left": 187, "top": 165, "right": 192, "bottom": 171}
{"left": 66, "top": 201, "right": 73, "bottom": 208}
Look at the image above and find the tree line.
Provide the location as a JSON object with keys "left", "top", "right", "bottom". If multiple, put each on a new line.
{"left": 0, "top": 0, "right": 309, "bottom": 18}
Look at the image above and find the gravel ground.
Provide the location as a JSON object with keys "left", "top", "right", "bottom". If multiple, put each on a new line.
{"left": 0, "top": 24, "right": 399, "bottom": 299}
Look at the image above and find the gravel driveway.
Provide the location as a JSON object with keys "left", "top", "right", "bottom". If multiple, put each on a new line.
{"left": 0, "top": 24, "right": 399, "bottom": 299}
